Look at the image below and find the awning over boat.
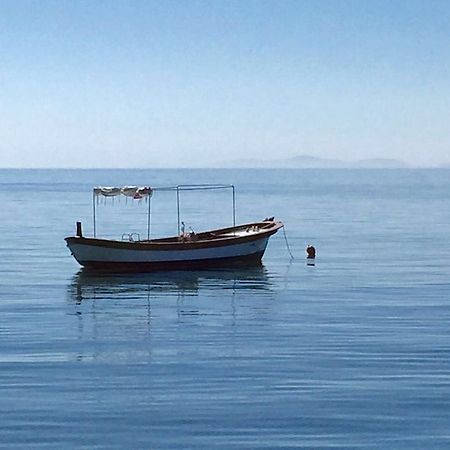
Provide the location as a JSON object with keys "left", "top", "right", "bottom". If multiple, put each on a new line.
{"left": 93, "top": 186, "right": 153, "bottom": 199}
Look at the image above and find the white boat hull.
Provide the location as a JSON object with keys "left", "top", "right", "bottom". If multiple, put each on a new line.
{"left": 65, "top": 221, "right": 282, "bottom": 271}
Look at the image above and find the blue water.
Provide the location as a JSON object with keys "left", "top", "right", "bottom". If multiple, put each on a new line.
{"left": 1, "top": 169, "right": 450, "bottom": 449}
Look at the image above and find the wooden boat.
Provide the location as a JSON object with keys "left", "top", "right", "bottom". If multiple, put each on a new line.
{"left": 65, "top": 184, "right": 283, "bottom": 271}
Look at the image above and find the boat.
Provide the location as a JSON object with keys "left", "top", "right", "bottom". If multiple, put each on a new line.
{"left": 65, "top": 184, "right": 283, "bottom": 271}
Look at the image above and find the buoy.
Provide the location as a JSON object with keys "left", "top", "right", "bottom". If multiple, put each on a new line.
{"left": 306, "top": 245, "right": 316, "bottom": 259}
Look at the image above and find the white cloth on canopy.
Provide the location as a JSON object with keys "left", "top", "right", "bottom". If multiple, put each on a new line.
{"left": 94, "top": 186, "right": 153, "bottom": 198}
{"left": 93, "top": 187, "right": 121, "bottom": 197}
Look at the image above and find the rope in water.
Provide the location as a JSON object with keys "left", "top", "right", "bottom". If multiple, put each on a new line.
{"left": 282, "top": 225, "right": 295, "bottom": 260}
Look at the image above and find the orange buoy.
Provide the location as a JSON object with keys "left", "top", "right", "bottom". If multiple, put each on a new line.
{"left": 306, "top": 245, "right": 316, "bottom": 259}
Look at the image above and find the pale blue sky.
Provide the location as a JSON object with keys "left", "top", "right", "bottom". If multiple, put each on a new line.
{"left": 1, "top": 0, "right": 449, "bottom": 167}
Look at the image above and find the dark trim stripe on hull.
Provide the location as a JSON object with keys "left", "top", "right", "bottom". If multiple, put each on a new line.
{"left": 65, "top": 221, "right": 283, "bottom": 251}
{"left": 79, "top": 251, "right": 265, "bottom": 272}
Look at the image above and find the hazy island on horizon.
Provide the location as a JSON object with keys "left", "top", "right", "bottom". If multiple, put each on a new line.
{"left": 217, "top": 154, "right": 410, "bottom": 169}
{"left": 5, "top": 154, "right": 450, "bottom": 170}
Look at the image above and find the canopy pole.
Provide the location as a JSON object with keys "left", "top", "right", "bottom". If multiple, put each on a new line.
{"left": 232, "top": 185, "right": 236, "bottom": 228}
{"left": 147, "top": 195, "right": 151, "bottom": 240}
{"left": 176, "top": 187, "right": 181, "bottom": 235}
{"left": 93, "top": 190, "right": 96, "bottom": 237}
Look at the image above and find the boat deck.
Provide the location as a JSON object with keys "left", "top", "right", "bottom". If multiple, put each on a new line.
{"left": 142, "top": 222, "right": 275, "bottom": 244}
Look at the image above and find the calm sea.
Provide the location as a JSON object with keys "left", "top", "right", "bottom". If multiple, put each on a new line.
{"left": 1, "top": 169, "right": 450, "bottom": 449}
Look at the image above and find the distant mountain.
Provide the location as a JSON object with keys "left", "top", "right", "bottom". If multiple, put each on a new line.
{"left": 352, "top": 158, "right": 408, "bottom": 168}
{"left": 219, "top": 154, "right": 408, "bottom": 169}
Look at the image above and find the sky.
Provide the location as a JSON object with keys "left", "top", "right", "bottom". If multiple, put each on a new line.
{"left": 0, "top": 0, "right": 449, "bottom": 168}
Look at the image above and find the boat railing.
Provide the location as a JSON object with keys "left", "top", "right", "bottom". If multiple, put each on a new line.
{"left": 121, "top": 232, "right": 141, "bottom": 242}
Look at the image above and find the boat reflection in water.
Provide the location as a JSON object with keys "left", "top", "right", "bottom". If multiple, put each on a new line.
{"left": 69, "top": 265, "right": 273, "bottom": 306}
{"left": 67, "top": 266, "right": 276, "bottom": 363}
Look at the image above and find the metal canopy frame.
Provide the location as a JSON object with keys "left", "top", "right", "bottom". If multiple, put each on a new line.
{"left": 92, "top": 184, "right": 236, "bottom": 239}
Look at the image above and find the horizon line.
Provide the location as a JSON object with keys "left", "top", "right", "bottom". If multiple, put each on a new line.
{"left": 0, "top": 165, "right": 448, "bottom": 170}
